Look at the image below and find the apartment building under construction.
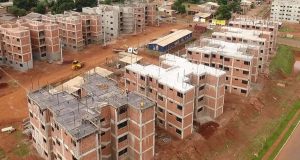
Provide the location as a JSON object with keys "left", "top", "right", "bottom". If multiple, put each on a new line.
{"left": 28, "top": 71, "right": 155, "bottom": 160}
{"left": 228, "top": 18, "right": 279, "bottom": 55}
{"left": 82, "top": 3, "right": 157, "bottom": 42}
{"left": 0, "top": 23, "right": 33, "bottom": 72}
{"left": 186, "top": 38, "right": 259, "bottom": 96}
{"left": 124, "top": 54, "right": 226, "bottom": 139}
{"left": 18, "top": 19, "right": 61, "bottom": 61}
{"left": 211, "top": 27, "right": 270, "bottom": 73}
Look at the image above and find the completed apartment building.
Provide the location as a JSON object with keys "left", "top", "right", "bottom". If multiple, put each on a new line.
{"left": 124, "top": 54, "right": 226, "bottom": 138}
{"left": 0, "top": 24, "right": 33, "bottom": 72}
{"left": 28, "top": 72, "right": 155, "bottom": 160}
{"left": 186, "top": 38, "right": 259, "bottom": 96}
{"left": 270, "top": 0, "right": 300, "bottom": 23}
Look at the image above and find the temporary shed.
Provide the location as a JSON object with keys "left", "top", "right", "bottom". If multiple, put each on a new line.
{"left": 148, "top": 29, "right": 192, "bottom": 52}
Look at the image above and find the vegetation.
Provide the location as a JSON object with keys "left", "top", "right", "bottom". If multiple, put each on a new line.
{"left": 215, "top": 0, "right": 242, "bottom": 20}
{"left": 270, "top": 45, "right": 295, "bottom": 76}
{"left": 0, "top": 148, "right": 5, "bottom": 159}
{"left": 171, "top": 0, "right": 186, "bottom": 14}
{"left": 279, "top": 26, "right": 295, "bottom": 33}
{"left": 253, "top": 101, "right": 300, "bottom": 160}
{"left": 75, "top": 0, "right": 97, "bottom": 12}
{"left": 51, "top": 0, "right": 75, "bottom": 14}
{"left": 104, "top": 0, "right": 112, "bottom": 4}
{"left": 34, "top": 1, "right": 47, "bottom": 14}
{"left": 8, "top": 6, "right": 26, "bottom": 16}
{"left": 8, "top": 0, "right": 37, "bottom": 16}
{"left": 13, "top": 143, "right": 30, "bottom": 157}
{"left": 215, "top": 5, "right": 232, "bottom": 20}
{"left": 269, "top": 110, "right": 300, "bottom": 160}
{"left": 13, "top": 0, "right": 38, "bottom": 11}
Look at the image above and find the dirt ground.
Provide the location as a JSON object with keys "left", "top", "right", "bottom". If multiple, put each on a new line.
{"left": 0, "top": 22, "right": 188, "bottom": 160}
{"left": 155, "top": 73, "right": 300, "bottom": 160}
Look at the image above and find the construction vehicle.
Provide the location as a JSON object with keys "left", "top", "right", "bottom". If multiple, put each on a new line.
{"left": 72, "top": 60, "right": 84, "bottom": 70}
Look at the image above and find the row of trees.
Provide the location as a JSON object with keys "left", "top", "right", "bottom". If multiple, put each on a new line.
{"left": 8, "top": 0, "right": 99, "bottom": 16}
{"left": 171, "top": 0, "right": 242, "bottom": 20}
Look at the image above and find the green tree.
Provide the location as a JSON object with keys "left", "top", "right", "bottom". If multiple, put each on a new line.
{"left": 229, "top": 0, "right": 242, "bottom": 13}
{"left": 8, "top": 6, "right": 26, "bottom": 16}
{"left": 171, "top": 0, "right": 186, "bottom": 14}
{"left": 13, "top": 0, "right": 38, "bottom": 10}
{"left": 75, "top": 0, "right": 97, "bottom": 12}
{"left": 215, "top": 5, "right": 232, "bottom": 20}
{"left": 51, "top": 0, "right": 75, "bottom": 14}
{"left": 103, "top": 0, "right": 111, "bottom": 4}
{"left": 217, "top": 0, "right": 227, "bottom": 5}
{"left": 34, "top": 1, "right": 47, "bottom": 14}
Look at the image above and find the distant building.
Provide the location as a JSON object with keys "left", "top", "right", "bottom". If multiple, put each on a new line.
{"left": 270, "top": 0, "right": 300, "bottom": 23}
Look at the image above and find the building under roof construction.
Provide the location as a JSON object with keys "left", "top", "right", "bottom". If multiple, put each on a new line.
{"left": 28, "top": 70, "right": 155, "bottom": 160}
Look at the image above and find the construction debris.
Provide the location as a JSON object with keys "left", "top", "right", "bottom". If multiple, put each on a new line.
{"left": 250, "top": 97, "right": 264, "bottom": 111}
{"left": 277, "top": 83, "right": 286, "bottom": 88}
{"left": 1, "top": 126, "right": 15, "bottom": 133}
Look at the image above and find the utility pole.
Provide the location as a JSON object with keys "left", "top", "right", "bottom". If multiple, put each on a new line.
{"left": 60, "top": 38, "right": 63, "bottom": 64}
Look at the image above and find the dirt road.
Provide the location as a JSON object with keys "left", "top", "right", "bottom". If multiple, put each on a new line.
{"left": 277, "top": 38, "right": 300, "bottom": 48}
{"left": 0, "top": 23, "right": 188, "bottom": 124}
{"left": 275, "top": 121, "right": 300, "bottom": 160}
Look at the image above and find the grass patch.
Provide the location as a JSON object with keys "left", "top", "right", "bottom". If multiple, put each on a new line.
{"left": 269, "top": 109, "right": 300, "bottom": 160}
{"left": 270, "top": 45, "right": 295, "bottom": 76}
{"left": 13, "top": 143, "right": 30, "bottom": 157}
{"left": 279, "top": 26, "right": 295, "bottom": 33}
{"left": 252, "top": 101, "right": 300, "bottom": 160}
{"left": 202, "top": 29, "right": 213, "bottom": 37}
{"left": 0, "top": 148, "right": 5, "bottom": 159}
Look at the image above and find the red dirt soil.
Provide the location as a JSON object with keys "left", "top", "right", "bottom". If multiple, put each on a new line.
{"left": 0, "top": 23, "right": 188, "bottom": 160}
{"left": 198, "top": 121, "right": 220, "bottom": 140}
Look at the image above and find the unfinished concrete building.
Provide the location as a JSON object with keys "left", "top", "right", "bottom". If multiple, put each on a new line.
{"left": 55, "top": 14, "right": 84, "bottom": 50}
{"left": 28, "top": 72, "right": 155, "bottom": 160}
{"left": 211, "top": 27, "right": 270, "bottom": 73}
{"left": 17, "top": 19, "right": 60, "bottom": 61}
{"left": 82, "top": 3, "right": 157, "bottom": 42}
{"left": 83, "top": 5, "right": 120, "bottom": 43}
{"left": 144, "top": 3, "right": 157, "bottom": 26}
{"left": 228, "top": 18, "right": 279, "bottom": 55}
{"left": 124, "top": 54, "right": 226, "bottom": 139}
{"left": 80, "top": 14, "right": 102, "bottom": 45}
{"left": 186, "top": 38, "right": 259, "bottom": 96}
{"left": 0, "top": 24, "right": 33, "bottom": 72}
